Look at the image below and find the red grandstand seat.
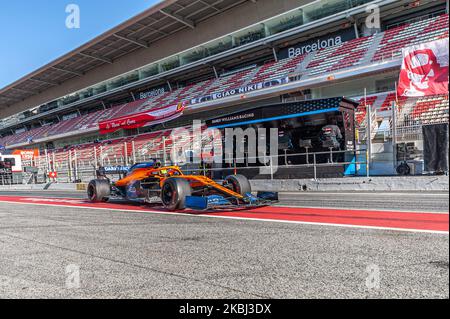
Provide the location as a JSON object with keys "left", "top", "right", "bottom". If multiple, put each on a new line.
{"left": 372, "top": 14, "right": 449, "bottom": 62}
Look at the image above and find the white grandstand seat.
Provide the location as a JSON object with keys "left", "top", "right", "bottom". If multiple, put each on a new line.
{"left": 355, "top": 95, "right": 377, "bottom": 126}
{"left": 250, "top": 54, "right": 306, "bottom": 84}
{"left": 411, "top": 95, "right": 449, "bottom": 123}
{"left": 202, "top": 69, "right": 255, "bottom": 95}
{"left": 378, "top": 93, "right": 409, "bottom": 112}
{"left": 306, "top": 36, "right": 374, "bottom": 76}
{"left": 355, "top": 92, "right": 449, "bottom": 127}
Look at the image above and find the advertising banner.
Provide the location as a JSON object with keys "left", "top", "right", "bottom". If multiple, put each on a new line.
{"left": 190, "top": 77, "right": 290, "bottom": 105}
{"left": 99, "top": 102, "right": 185, "bottom": 134}
{"left": 12, "top": 149, "right": 39, "bottom": 163}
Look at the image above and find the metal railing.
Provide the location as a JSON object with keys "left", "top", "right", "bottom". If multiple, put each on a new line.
{"left": 375, "top": 50, "right": 403, "bottom": 63}
{"left": 0, "top": 173, "right": 23, "bottom": 186}
{"left": 181, "top": 149, "right": 370, "bottom": 181}
{"left": 30, "top": 147, "right": 369, "bottom": 184}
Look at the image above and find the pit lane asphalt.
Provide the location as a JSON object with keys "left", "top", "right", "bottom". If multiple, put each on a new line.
{"left": 0, "top": 191, "right": 448, "bottom": 298}
{"left": 0, "top": 190, "right": 447, "bottom": 212}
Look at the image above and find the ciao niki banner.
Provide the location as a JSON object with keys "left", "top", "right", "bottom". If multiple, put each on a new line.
{"left": 99, "top": 102, "right": 185, "bottom": 134}
{"left": 190, "top": 77, "right": 290, "bottom": 105}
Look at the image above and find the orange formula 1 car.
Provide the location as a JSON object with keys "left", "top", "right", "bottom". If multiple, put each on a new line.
{"left": 87, "top": 161, "right": 277, "bottom": 211}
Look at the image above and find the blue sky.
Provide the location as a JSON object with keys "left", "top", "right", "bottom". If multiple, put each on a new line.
{"left": 0, "top": 0, "right": 159, "bottom": 89}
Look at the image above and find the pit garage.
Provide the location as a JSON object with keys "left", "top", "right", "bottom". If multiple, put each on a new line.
{"left": 204, "top": 97, "right": 360, "bottom": 179}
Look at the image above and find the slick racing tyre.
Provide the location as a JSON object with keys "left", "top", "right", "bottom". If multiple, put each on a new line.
{"left": 161, "top": 178, "right": 192, "bottom": 211}
{"left": 87, "top": 179, "right": 111, "bottom": 202}
{"left": 225, "top": 174, "right": 252, "bottom": 196}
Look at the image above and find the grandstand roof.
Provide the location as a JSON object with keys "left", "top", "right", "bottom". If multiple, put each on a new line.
{"left": 0, "top": 0, "right": 249, "bottom": 111}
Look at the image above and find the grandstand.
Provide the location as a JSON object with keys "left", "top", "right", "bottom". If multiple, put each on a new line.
{"left": 0, "top": 0, "right": 448, "bottom": 182}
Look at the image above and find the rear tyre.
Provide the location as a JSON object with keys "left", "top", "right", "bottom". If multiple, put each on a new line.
{"left": 225, "top": 174, "right": 251, "bottom": 196}
{"left": 396, "top": 162, "right": 411, "bottom": 176}
{"left": 161, "top": 178, "right": 192, "bottom": 211}
{"left": 87, "top": 179, "right": 111, "bottom": 202}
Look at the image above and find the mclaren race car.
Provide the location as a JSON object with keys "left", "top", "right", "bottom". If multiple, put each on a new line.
{"left": 87, "top": 161, "right": 277, "bottom": 211}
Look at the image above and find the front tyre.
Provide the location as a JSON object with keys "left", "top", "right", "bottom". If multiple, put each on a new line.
{"left": 225, "top": 174, "right": 251, "bottom": 196}
{"left": 87, "top": 179, "right": 111, "bottom": 202}
{"left": 161, "top": 178, "right": 192, "bottom": 211}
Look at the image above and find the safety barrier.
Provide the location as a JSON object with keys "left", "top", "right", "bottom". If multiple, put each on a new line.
{"left": 28, "top": 148, "right": 369, "bottom": 184}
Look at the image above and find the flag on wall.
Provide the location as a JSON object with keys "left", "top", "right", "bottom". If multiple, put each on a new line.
{"left": 397, "top": 38, "right": 449, "bottom": 97}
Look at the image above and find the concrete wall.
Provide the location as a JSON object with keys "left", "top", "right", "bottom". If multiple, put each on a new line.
{"left": 311, "top": 71, "right": 398, "bottom": 99}
{"left": 251, "top": 176, "right": 449, "bottom": 192}
{"left": 1, "top": 176, "right": 448, "bottom": 192}
{"left": 1, "top": 0, "right": 312, "bottom": 118}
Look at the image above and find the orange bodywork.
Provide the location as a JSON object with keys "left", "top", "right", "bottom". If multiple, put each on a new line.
{"left": 114, "top": 165, "right": 244, "bottom": 199}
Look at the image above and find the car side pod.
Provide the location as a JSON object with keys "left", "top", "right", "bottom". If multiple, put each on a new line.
{"left": 185, "top": 195, "right": 232, "bottom": 211}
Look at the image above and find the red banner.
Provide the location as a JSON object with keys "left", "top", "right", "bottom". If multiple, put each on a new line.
{"left": 12, "top": 149, "right": 40, "bottom": 160}
{"left": 398, "top": 38, "right": 449, "bottom": 97}
{"left": 99, "top": 102, "right": 185, "bottom": 134}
